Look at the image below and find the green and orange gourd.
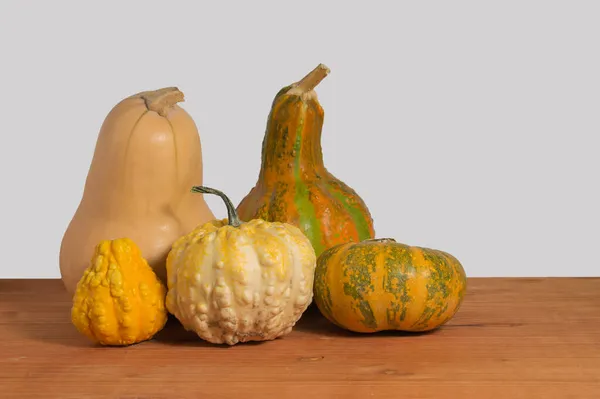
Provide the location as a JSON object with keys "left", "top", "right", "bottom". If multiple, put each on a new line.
{"left": 236, "top": 64, "right": 375, "bottom": 257}
{"left": 313, "top": 238, "right": 467, "bottom": 333}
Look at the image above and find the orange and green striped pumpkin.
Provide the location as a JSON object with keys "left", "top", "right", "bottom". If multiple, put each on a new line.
{"left": 313, "top": 238, "right": 467, "bottom": 333}
{"left": 236, "top": 64, "right": 375, "bottom": 257}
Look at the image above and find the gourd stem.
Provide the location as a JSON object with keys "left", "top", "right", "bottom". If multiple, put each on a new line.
{"left": 142, "top": 87, "right": 184, "bottom": 117}
{"left": 295, "top": 64, "right": 330, "bottom": 93}
{"left": 191, "top": 186, "right": 242, "bottom": 227}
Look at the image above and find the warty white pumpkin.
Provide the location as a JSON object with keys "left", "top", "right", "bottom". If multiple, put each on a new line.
{"left": 165, "top": 186, "right": 317, "bottom": 345}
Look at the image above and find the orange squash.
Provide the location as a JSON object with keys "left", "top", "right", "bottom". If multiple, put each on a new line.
{"left": 236, "top": 64, "right": 375, "bottom": 257}
{"left": 59, "top": 87, "right": 215, "bottom": 295}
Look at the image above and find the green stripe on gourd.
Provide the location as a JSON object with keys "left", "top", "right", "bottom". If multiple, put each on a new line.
{"left": 293, "top": 113, "right": 325, "bottom": 257}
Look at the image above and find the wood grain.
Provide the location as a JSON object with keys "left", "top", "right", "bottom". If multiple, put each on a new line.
{"left": 1, "top": 278, "right": 599, "bottom": 398}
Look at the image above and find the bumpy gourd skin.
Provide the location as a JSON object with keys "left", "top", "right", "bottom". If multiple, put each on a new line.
{"left": 71, "top": 238, "right": 168, "bottom": 346}
{"left": 166, "top": 218, "right": 316, "bottom": 345}
{"left": 313, "top": 238, "right": 467, "bottom": 333}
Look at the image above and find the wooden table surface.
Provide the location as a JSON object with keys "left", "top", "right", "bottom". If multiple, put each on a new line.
{"left": 1, "top": 278, "right": 599, "bottom": 398}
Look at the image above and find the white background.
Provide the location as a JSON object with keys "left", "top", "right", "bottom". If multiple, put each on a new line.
{"left": 1, "top": 1, "right": 598, "bottom": 278}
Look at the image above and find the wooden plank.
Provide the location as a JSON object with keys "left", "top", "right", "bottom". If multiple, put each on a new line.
{"left": 0, "top": 278, "right": 599, "bottom": 398}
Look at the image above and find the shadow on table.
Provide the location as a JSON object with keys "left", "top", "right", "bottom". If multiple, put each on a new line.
{"left": 5, "top": 296, "right": 219, "bottom": 348}
{"left": 4, "top": 298, "right": 94, "bottom": 348}
{"left": 10, "top": 295, "right": 434, "bottom": 349}
{"left": 153, "top": 315, "right": 273, "bottom": 348}
{"left": 293, "top": 304, "right": 437, "bottom": 338}
{"left": 152, "top": 316, "right": 226, "bottom": 348}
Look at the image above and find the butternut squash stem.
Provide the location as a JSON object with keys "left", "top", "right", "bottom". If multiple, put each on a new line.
{"left": 295, "top": 63, "right": 330, "bottom": 93}
{"left": 191, "top": 186, "right": 241, "bottom": 227}
{"left": 143, "top": 87, "right": 184, "bottom": 117}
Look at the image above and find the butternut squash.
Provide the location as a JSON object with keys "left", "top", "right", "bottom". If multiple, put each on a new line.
{"left": 60, "top": 87, "right": 215, "bottom": 295}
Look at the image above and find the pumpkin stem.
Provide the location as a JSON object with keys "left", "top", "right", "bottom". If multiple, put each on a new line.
{"left": 293, "top": 64, "right": 330, "bottom": 93}
{"left": 141, "top": 87, "right": 184, "bottom": 117}
{"left": 365, "top": 238, "right": 397, "bottom": 244}
{"left": 191, "top": 186, "right": 242, "bottom": 227}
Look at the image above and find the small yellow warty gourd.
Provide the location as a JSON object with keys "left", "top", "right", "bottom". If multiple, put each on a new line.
{"left": 166, "top": 186, "right": 317, "bottom": 345}
{"left": 71, "top": 238, "right": 168, "bottom": 346}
